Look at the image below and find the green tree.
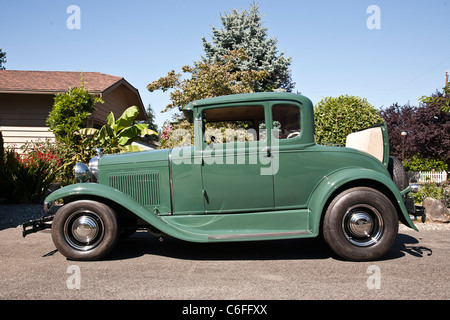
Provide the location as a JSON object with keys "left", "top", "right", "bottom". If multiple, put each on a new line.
{"left": 419, "top": 83, "right": 450, "bottom": 113}
{"left": 381, "top": 86, "right": 450, "bottom": 167}
{"left": 140, "top": 104, "right": 159, "bottom": 142}
{"left": 314, "top": 95, "right": 384, "bottom": 146}
{"left": 0, "top": 49, "right": 6, "bottom": 70}
{"left": 145, "top": 104, "right": 159, "bottom": 133}
{"left": 46, "top": 85, "right": 103, "bottom": 146}
{"left": 201, "top": 3, "right": 294, "bottom": 92}
{"left": 147, "top": 49, "right": 268, "bottom": 112}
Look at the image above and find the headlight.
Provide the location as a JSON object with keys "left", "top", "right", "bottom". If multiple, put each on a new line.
{"left": 74, "top": 163, "right": 91, "bottom": 183}
{"left": 75, "top": 149, "right": 102, "bottom": 183}
{"left": 89, "top": 156, "right": 99, "bottom": 182}
{"left": 88, "top": 148, "right": 102, "bottom": 183}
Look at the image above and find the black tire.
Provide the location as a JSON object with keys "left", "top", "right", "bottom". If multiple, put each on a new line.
{"left": 388, "top": 156, "right": 408, "bottom": 191}
{"left": 51, "top": 200, "right": 119, "bottom": 261}
{"left": 323, "top": 187, "right": 398, "bottom": 261}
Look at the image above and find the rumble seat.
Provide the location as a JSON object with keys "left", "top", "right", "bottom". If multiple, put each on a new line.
{"left": 345, "top": 127, "right": 384, "bottom": 162}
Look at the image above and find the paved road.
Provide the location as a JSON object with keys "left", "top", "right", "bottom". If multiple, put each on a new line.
{"left": 1, "top": 224, "right": 449, "bottom": 301}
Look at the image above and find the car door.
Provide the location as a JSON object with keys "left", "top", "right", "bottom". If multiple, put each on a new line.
{"left": 270, "top": 102, "right": 324, "bottom": 209}
{"left": 200, "top": 103, "right": 275, "bottom": 213}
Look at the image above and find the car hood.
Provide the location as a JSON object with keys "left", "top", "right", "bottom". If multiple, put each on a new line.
{"left": 99, "top": 149, "right": 170, "bottom": 167}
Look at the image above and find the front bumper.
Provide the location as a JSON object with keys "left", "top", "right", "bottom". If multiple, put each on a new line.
{"left": 22, "top": 215, "right": 54, "bottom": 238}
{"left": 22, "top": 201, "right": 56, "bottom": 237}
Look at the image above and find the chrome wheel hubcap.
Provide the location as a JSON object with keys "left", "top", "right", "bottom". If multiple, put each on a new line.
{"left": 64, "top": 210, "right": 104, "bottom": 251}
{"left": 72, "top": 216, "right": 99, "bottom": 243}
{"left": 342, "top": 205, "right": 383, "bottom": 247}
{"left": 348, "top": 212, "right": 373, "bottom": 237}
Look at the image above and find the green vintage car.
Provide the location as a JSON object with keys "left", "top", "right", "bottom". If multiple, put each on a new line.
{"left": 23, "top": 92, "right": 423, "bottom": 261}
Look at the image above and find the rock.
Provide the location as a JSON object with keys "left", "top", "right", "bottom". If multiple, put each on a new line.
{"left": 422, "top": 197, "right": 450, "bottom": 223}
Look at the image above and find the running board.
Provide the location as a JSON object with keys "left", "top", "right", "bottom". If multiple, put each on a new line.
{"left": 208, "top": 230, "right": 312, "bottom": 240}
{"left": 160, "top": 209, "right": 314, "bottom": 243}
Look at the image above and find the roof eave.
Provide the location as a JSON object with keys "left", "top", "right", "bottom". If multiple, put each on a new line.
{"left": 0, "top": 89, "right": 103, "bottom": 95}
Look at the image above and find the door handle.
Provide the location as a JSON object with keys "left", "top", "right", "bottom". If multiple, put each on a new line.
{"left": 261, "top": 147, "right": 271, "bottom": 157}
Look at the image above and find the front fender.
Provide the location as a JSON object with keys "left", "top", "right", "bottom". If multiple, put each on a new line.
{"left": 308, "top": 168, "right": 418, "bottom": 234}
{"left": 44, "top": 183, "right": 207, "bottom": 242}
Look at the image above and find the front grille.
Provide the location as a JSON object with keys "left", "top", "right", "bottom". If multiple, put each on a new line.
{"left": 108, "top": 172, "right": 160, "bottom": 206}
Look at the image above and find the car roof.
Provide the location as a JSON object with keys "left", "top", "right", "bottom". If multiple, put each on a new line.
{"left": 183, "top": 92, "right": 310, "bottom": 111}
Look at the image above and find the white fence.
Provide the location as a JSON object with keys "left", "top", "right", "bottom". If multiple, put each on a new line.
{"left": 412, "top": 171, "right": 448, "bottom": 184}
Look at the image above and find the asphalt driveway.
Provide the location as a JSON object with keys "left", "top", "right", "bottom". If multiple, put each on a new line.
{"left": 1, "top": 222, "right": 448, "bottom": 301}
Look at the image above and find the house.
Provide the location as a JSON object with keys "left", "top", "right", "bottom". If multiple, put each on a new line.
{"left": 0, "top": 70, "right": 147, "bottom": 149}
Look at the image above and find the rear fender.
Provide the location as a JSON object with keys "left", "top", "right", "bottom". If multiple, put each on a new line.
{"left": 308, "top": 168, "right": 418, "bottom": 234}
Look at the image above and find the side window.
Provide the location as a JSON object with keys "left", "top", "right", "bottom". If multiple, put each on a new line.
{"left": 272, "top": 104, "right": 301, "bottom": 139}
{"left": 202, "top": 105, "right": 266, "bottom": 143}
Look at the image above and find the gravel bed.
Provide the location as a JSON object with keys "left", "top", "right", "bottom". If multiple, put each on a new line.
{"left": 399, "top": 221, "right": 450, "bottom": 231}
{"left": 1, "top": 204, "right": 449, "bottom": 231}
{"left": 0, "top": 204, "right": 49, "bottom": 230}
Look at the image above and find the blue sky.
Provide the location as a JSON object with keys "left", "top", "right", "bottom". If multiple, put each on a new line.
{"left": 1, "top": 0, "right": 449, "bottom": 128}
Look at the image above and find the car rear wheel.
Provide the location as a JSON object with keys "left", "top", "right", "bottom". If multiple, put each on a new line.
{"left": 51, "top": 200, "right": 119, "bottom": 261}
{"left": 323, "top": 187, "right": 398, "bottom": 261}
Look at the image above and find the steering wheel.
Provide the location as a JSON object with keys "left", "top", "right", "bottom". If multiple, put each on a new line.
{"left": 287, "top": 131, "right": 300, "bottom": 139}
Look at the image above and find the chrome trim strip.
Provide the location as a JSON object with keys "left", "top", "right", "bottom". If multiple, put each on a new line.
{"left": 208, "top": 230, "right": 311, "bottom": 240}
{"left": 168, "top": 149, "right": 175, "bottom": 215}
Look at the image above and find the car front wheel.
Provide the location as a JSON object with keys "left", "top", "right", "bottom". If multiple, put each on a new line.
{"left": 51, "top": 200, "right": 119, "bottom": 261}
{"left": 323, "top": 187, "right": 398, "bottom": 261}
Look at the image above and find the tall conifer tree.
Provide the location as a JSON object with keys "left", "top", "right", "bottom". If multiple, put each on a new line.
{"left": 200, "top": 3, "right": 294, "bottom": 92}
{"left": 0, "top": 49, "right": 6, "bottom": 70}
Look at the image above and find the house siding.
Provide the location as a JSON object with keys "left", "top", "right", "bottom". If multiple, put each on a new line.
{"left": 0, "top": 93, "right": 53, "bottom": 127}
{"left": 92, "top": 85, "right": 130, "bottom": 125}
{"left": 0, "top": 126, "right": 55, "bottom": 149}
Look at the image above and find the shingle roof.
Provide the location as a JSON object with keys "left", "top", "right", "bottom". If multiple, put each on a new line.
{"left": 0, "top": 70, "right": 123, "bottom": 93}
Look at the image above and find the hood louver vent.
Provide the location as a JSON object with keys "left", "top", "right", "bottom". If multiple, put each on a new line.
{"left": 108, "top": 172, "right": 160, "bottom": 206}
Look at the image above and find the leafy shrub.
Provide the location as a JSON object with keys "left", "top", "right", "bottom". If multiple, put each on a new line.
{"left": 76, "top": 106, "right": 157, "bottom": 156}
{"left": 402, "top": 154, "right": 448, "bottom": 172}
{"left": 43, "top": 84, "right": 104, "bottom": 185}
{"left": 414, "top": 182, "right": 448, "bottom": 205}
{"left": 159, "top": 119, "right": 194, "bottom": 149}
{"left": 46, "top": 84, "right": 103, "bottom": 146}
{"left": 0, "top": 130, "right": 12, "bottom": 200}
{"left": 0, "top": 139, "right": 62, "bottom": 203}
{"left": 314, "top": 95, "right": 384, "bottom": 146}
